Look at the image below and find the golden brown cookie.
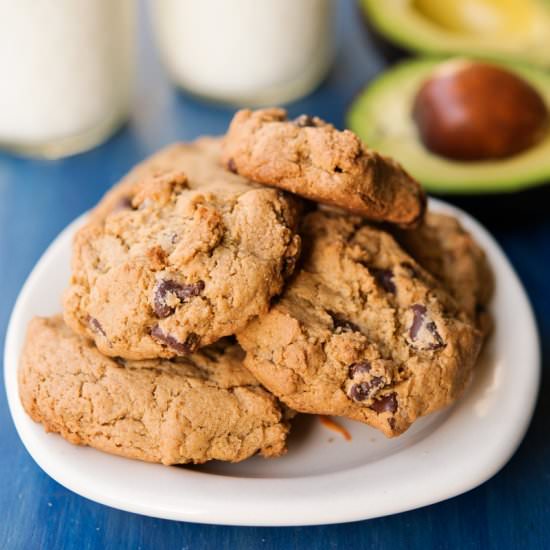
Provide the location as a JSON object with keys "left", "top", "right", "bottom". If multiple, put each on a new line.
{"left": 238, "top": 210, "right": 482, "bottom": 437}
{"left": 63, "top": 138, "right": 301, "bottom": 360}
{"left": 221, "top": 108, "right": 425, "bottom": 227}
{"left": 19, "top": 316, "right": 291, "bottom": 465}
{"left": 393, "top": 211, "right": 494, "bottom": 335}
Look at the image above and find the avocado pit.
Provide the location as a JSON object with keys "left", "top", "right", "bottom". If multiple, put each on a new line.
{"left": 412, "top": 60, "right": 549, "bottom": 161}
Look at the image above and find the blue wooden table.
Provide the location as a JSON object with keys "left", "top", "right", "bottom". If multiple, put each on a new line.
{"left": 1, "top": 2, "right": 549, "bottom": 548}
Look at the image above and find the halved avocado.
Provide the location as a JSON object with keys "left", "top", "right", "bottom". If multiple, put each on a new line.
{"left": 360, "top": 0, "right": 550, "bottom": 69}
{"left": 347, "top": 57, "right": 550, "bottom": 194}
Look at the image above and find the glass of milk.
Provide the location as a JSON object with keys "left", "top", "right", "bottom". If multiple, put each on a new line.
{"left": 149, "top": 0, "right": 335, "bottom": 106}
{"left": 0, "top": 0, "right": 135, "bottom": 158}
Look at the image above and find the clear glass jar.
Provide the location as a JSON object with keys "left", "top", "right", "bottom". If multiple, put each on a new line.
{"left": 149, "top": 0, "right": 335, "bottom": 106}
{"left": 0, "top": 0, "right": 135, "bottom": 159}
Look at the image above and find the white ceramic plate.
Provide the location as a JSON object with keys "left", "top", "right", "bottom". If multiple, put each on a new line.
{"left": 4, "top": 199, "right": 540, "bottom": 526}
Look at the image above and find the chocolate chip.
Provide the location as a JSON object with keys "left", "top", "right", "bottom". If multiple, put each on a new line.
{"left": 150, "top": 326, "right": 200, "bottom": 354}
{"left": 349, "top": 377, "right": 385, "bottom": 402}
{"left": 369, "top": 392, "right": 398, "bottom": 414}
{"left": 227, "top": 158, "right": 237, "bottom": 173}
{"left": 153, "top": 279, "right": 205, "bottom": 318}
{"left": 327, "top": 310, "right": 360, "bottom": 333}
{"left": 348, "top": 361, "right": 371, "bottom": 378}
{"left": 370, "top": 267, "right": 396, "bottom": 294}
{"left": 88, "top": 317, "right": 106, "bottom": 337}
{"left": 409, "top": 304, "right": 445, "bottom": 350}
{"left": 409, "top": 304, "right": 427, "bottom": 340}
{"left": 388, "top": 417, "right": 396, "bottom": 430}
{"left": 292, "top": 114, "right": 316, "bottom": 128}
{"left": 426, "top": 321, "right": 444, "bottom": 348}
{"left": 334, "top": 165, "right": 343, "bottom": 173}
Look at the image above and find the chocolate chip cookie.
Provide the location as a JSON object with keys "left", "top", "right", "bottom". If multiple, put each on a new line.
{"left": 221, "top": 108, "right": 425, "bottom": 227}
{"left": 64, "top": 138, "right": 301, "bottom": 360}
{"left": 90, "top": 137, "right": 225, "bottom": 223}
{"left": 19, "top": 316, "right": 291, "bottom": 464}
{"left": 238, "top": 210, "right": 482, "bottom": 437}
{"left": 393, "top": 211, "right": 494, "bottom": 335}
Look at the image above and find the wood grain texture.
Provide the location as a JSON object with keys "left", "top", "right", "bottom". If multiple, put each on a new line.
{"left": 1, "top": 1, "right": 549, "bottom": 548}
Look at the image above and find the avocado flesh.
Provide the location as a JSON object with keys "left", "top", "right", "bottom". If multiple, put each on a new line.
{"left": 360, "top": 0, "right": 550, "bottom": 68}
{"left": 347, "top": 58, "right": 550, "bottom": 194}
{"left": 412, "top": 0, "right": 534, "bottom": 37}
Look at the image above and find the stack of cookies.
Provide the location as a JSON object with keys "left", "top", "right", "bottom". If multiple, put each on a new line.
{"left": 19, "top": 108, "right": 493, "bottom": 465}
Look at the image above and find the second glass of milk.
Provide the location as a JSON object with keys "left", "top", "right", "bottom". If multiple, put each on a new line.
{"left": 150, "top": 0, "right": 335, "bottom": 106}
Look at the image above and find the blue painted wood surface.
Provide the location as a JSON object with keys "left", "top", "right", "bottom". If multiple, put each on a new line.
{"left": 1, "top": 2, "right": 549, "bottom": 548}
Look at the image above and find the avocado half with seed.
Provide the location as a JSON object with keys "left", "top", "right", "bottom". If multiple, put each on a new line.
{"left": 359, "top": 0, "right": 550, "bottom": 69}
{"left": 347, "top": 58, "right": 550, "bottom": 194}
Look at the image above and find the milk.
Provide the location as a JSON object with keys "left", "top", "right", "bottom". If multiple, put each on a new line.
{"left": 0, "top": 0, "right": 135, "bottom": 157}
{"left": 150, "top": 0, "right": 335, "bottom": 105}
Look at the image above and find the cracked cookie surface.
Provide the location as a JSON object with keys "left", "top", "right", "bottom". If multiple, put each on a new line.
{"left": 393, "top": 211, "right": 494, "bottom": 336}
{"left": 63, "top": 138, "right": 301, "bottom": 360}
{"left": 221, "top": 108, "right": 425, "bottom": 227}
{"left": 19, "top": 316, "right": 290, "bottom": 465}
{"left": 237, "top": 210, "right": 482, "bottom": 437}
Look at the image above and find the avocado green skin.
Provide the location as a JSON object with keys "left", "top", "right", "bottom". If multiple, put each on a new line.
{"left": 347, "top": 57, "right": 550, "bottom": 194}
{"left": 359, "top": 0, "right": 550, "bottom": 69}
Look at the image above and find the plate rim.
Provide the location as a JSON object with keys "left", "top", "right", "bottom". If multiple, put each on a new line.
{"left": 3, "top": 199, "right": 541, "bottom": 526}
